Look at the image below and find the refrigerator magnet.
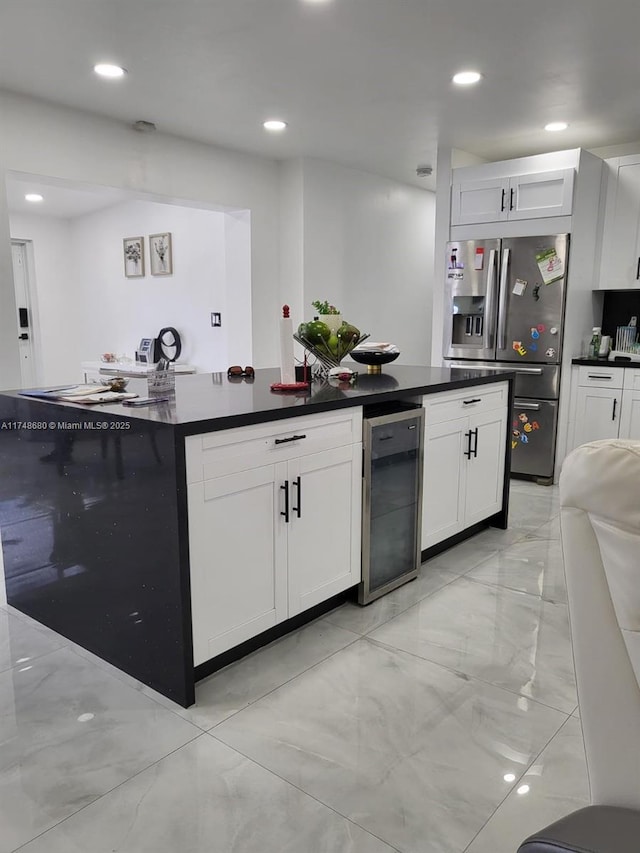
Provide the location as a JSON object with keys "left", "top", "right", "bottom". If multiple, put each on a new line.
{"left": 530, "top": 327, "right": 540, "bottom": 340}
{"left": 474, "top": 248, "right": 485, "bottom": 270}
{"left": 545, "top": 347, "right": 556, "bottom": 358}
{"left": 535, "top": 247, "right": 565, "bottom": 285}
{"left": 512, "top": 278, "right": 527, "bottom": 296}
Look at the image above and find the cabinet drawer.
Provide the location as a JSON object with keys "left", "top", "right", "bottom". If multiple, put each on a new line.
{"left": 577, "top": 366, "right": 624, "bottom": 389}
{"left": 186, "top": 408, "right": 363, "bottom": 483}
{"left": 623, "top": 368, "right": 640, "bottom": 392}
{"left": 423, "top": 382, "right": 508, "bottom": 425}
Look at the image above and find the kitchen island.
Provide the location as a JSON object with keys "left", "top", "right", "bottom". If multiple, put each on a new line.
{"left": 0, "top": 366, "right": 513, "bottom": 706}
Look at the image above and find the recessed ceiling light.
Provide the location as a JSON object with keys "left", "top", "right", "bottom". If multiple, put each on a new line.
{"left": 517, "top": 784, "right": 530, "bottom": 795}
{"left": 94, "top": 63, "right": 126, "bottom": 79}
{"left": 452, "top": 70, "right": 482, "bottom": 86}
{"left": 545, "top": 121, "right": 569, "bottom": 132}
{"left": 263, "top": 119, "right": 288, "bottom": 132}
{"left": 25, "top": 193, "right": 43, "bottom": 203}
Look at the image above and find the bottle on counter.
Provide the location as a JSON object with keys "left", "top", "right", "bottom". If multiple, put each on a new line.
{"left": 588, "top": 327, "right": 602, "bottom": 359}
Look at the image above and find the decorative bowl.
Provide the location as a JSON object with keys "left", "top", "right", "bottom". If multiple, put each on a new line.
{"left": 100, "top": 376, "right": 129, "bottom": 392}
{"left": 349, "top": 345, "right": 400, "bottom": 373}
{"left": 293, "top": 330, "right": 370, "bottom": 377}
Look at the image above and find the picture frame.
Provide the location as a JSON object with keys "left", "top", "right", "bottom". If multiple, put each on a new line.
{"left": 149, "top": 232, "right": 173, "bottom": 276}
{"left": 123, "top": 237, "right": 145, "bottom": 278}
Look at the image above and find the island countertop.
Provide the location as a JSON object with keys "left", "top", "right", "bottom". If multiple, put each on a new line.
{"left": 0, "top": 364, "right": 514, "bottom": 707}
{"left": 1, "top": 365, "right": 515, "bottom": 434}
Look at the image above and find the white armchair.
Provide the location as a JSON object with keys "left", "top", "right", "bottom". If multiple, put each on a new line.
{"left": 518, "top": 439, "right": 640, "bottom": 852}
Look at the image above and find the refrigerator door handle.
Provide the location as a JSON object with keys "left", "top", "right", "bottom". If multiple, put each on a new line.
{"left": 483, "top": 248, "right": 497, "bottom": 351}
{"left": 514, "top": 400, "right": 541, "bottom": 411}
{"left": 497, "top": 248, "right": 510, "bottom": 351}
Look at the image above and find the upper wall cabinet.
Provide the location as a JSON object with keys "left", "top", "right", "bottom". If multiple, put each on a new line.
{"left": 598, "top": 156, "right": 640, "bottom": 289}
{"left": 451, "top": 169, "right": 575, "bottom": 226}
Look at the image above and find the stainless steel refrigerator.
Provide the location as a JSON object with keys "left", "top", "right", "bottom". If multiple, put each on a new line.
{"left": 443, "top": 234, "right": 569, "bottom": 482}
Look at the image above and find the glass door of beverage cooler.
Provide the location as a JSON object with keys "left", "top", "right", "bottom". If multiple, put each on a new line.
{"left": 359, "top": 407, "right": 424, "bottom": 605}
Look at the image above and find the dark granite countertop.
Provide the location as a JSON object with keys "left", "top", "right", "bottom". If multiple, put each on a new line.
{"left": 1, "top": 365, "right": 514, "bottom": 435}
{"left": 571, "top": 358, "right": 631, "bottom": 368}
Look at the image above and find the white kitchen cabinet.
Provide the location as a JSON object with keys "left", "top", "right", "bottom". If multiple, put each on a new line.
{"left": 464, "top": 408, "right": 508, "bottom": 526}
{"left": 619, "top": 369, "right": 640, "bottom": 440}
{"left": 287, "top": 445, "right": 362, "bottom": 617}
{"left": 565, "top": 366, "right": 640, "bottom": 454}
{"left": 186, "top": 410, "right": 362, "bottom": 665}
{"left": 573, "top": 386, "right": 621, "bottom": 448}
{"left": 421, "top": 416, "right": 468, "bottom": 546}
{"left": 451, "top": 169, "right": 574, "bottom": 226}
{"left": 188, "top": 464, "right": 288, "bottom": 664}
{"left": 421, "top": 384, "right": 508, "bottom": 550}
{"left": 598, "top": 156, "right": 640, "bottom": 289}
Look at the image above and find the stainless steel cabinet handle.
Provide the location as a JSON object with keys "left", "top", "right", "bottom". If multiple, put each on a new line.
{"left": 275, "top": 433, "right": 307, "bottom": 445}
{"left": 501, "top": 189, "right": 506, "bottom": 212}
{"left": 497, "top": 248, "right": 510, "bottom": 351}
{"left": 514, "top": 401, "right": 541, "bottom": 411}
{"left": 292, "top": 476, "right": 301, "bottom": 518}
{"left": 509, "top": 187, "right": 515, "bottom": 210}
{"left": 612, "top": 398, "right": 618, "bottom": 421}
{"left": 483, "top": 248, "right": 497, "bottom": 351}
{"left": 588, "top": 374, "right": 613, "bottom": 380}
{"left": 280, "top": 481, "right": 289, "bottom": 523}
{"left": 471, "top": 427, "right": 479, "bottom": 458}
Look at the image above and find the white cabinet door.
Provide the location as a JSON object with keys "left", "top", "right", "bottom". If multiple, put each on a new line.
{"left": 465, "top": 408, "right": 507, "bottom": 526}
{"left": 451, "top": 177, "right": 510, "bottom": 226}
{"left": 598, "top": 159, "right": 640, "bottom": 289}
{"left": 421, "top": 416, "right": 468, "bottom": 549}
{"left": 619, "top": 389, "right": 640, "bottom": 440}
{"left": 188, "top": 464, "right": 288, "bottom": 664}
{"left": 287, "top": 444, "right": 362, "bottom": 617}
{"left": 573, "top": 386, "right": 620, "bottom": 448}
{"left": 451, "top": 170, "right": 574, "bottom": 226}
{"left": 509, "top": 169, "right": 574, "bottom": 220}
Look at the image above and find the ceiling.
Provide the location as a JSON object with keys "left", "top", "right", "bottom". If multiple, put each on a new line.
{"left": 2, "top": 0, "right": 640, "bottom": 190}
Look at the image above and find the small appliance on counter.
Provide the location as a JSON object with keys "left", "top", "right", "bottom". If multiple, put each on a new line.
{"left": 136, "top": 337, "right": 156, "bottom": 364}
{"left": 136, "top": 327, "right": 182, "bottom": 364}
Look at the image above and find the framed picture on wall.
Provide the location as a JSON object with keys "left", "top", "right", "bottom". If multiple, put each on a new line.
{"left": 149, "top": 232, "right": 173, "bottom": 276}
{"left": 123, "top": 237, "right": 145, "bottom": 278}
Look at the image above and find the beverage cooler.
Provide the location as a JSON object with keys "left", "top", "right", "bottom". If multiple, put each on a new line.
{"left": 358, "top": 406, "right": 424, "bottom": 605}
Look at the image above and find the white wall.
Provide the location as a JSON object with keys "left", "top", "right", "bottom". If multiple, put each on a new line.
{"left": 70, "top": 199, "right": 238, "bottom": 374}
{"left": 0, "top": 90, "right": 280, "bottom": 387}
{"left": 298, "top": 159, "right": 435, "bottom": 365}
{"left": 10, "top": 201, "right": 251, "bottom": 383}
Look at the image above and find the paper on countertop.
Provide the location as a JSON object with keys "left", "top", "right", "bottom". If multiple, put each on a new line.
{"left": 58, "top": 391, "right": 139, "bottom": 404}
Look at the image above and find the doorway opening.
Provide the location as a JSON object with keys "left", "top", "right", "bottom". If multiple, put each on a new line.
{"left": 10, "top": 240, "right": 40, "bottom": 388}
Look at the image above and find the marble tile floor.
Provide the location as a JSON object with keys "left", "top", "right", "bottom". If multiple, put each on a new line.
{"left": 0, "top": 481, "right": 589, "bottom": 853}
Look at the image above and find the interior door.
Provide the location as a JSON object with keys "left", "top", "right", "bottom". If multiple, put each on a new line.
{"left": 11, "top": 242, "right": 37, "bottom": 388}
{"left": 496, "top": 235, "right": 568, "bottom": 364}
